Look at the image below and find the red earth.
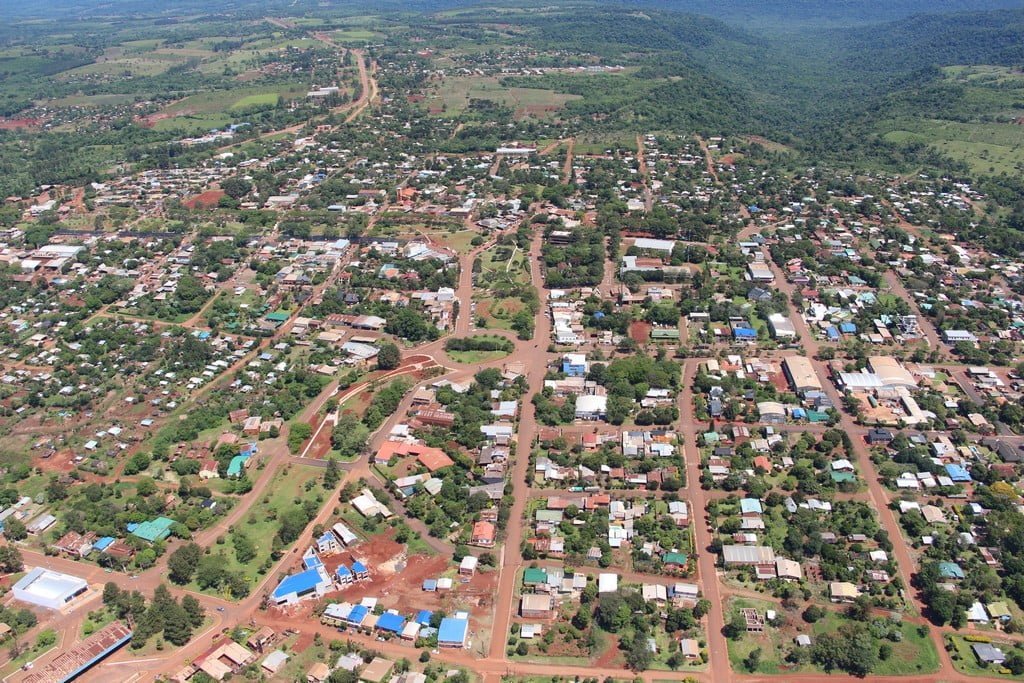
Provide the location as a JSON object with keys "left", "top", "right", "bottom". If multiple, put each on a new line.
{"left": 629, "top": 320, "right": 651, "bottom": 344}
{"left": 182, "top": 190, "right": 225, "bottom": 209}
{"left": 0, "top": 118, "right": 41, "bottom": 130}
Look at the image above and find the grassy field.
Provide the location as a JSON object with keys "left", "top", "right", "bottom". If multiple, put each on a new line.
{"left": 882, "top": 120, "right": 1024, "bottom": 176}
{"left": 478, "top": 242, "right": 530, "bottom": 286}
{"left": 331, "top": 29, "right": 383, "bottom": 42}
{"left": 432, "top": 229, "right": 481, "bottom": 254}
{"left": 191, "top": 463, "right": 323, "bottom": 596}
{"left": 425, "top": 75, "right": 580, "bottom": 117}
{"left": 44, "top": 93, "right": 139, "bottom": 108}
{"left": 149, "top": 83, "right": 307, "bottom": 132}
{"left": 877, "top": 65, "right": 1024, "bottom": 176}
{"left": 725, "top": 598, "right": 938, "bottom": 676}
{"left": 161, "top": 83, "right": 306, "bottom": 116}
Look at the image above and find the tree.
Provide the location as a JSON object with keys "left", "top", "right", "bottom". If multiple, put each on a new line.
{"left": 331, "top": 413, "right": 369, "bottom": 458}
{"left": 220, "top": 178, "right": 252, "bottom": 200}
{"left": 181, "top": 595, "right": 205, "bottom": 628}
{"left": 0, "top": 545, "right": 23, "bottom": 573}
{"left": 103, "top": 582, "right": 121, "bottom": 607}
{"left": 802, "top": 605, "right": 826, "bottom": 623}
{"left": 744, "top": 647, "right": 762, "bottom": 672}
{"left": 724, "top": 611, "right": 748, "bottom": 640}
{"left": 195, "top": 554, "right": 227, "bottom": 590}
{"left": 162, "top": 602, "right": 194, "bottom": 646}
{"left": 287, "top": 422, "right": 312, "bottom": 454}
{"left": 168, "top": 543, "right": 202, "bottom": 585}
{"left": 3, "top": 518, "right": 26, "bottom": 541}
{"left": 626, "top": 636, "right": 652, "bottom": 671}
{"left": 123, "top": 452, "right": 151, "bottom": 476}
{"left": 377, "top": 341, "right": 401, "bottom": 370}
{"left": 323, "top": 458, "right": 341, "bottom": 489}
{"left": 811, "top": 624, "right": 878, "bottom": 678}
{"left": 1005, "top": 652, "right": 1024, "bottom": 676}
{"left": 277, "top": 507, "right": 310, "bottom": 544}
{"left": 231, "top": 533, "right": 256, "bottom": 564}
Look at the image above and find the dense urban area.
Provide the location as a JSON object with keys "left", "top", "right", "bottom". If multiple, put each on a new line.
{"left": 1, "top": 0, "right": 1024, "bottom": 682}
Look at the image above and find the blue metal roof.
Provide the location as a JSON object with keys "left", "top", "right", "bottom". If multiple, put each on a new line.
{"left": 422, "top": 579, "right": 437, "bottom": 591}
{"left": 415, "top": 609, "right": 433, "bottom": 626}
{"left": 93, "top": 536, "right": 114, "bottom": 551}
{"left": 376, "top": 613, "right": 405, "bottom": 633}
{"left": 733, "top": 327, "right": 757, "bottom": 338}
{"left": 336, "top": 564, "right": 352, "bottom": 578}
{"left": 352, "top": 561, "right": 367, "bottom": 573}
{"left": 945, "top": 463, "right": 971, "bottom": 482}
{"left": 438, "top": 617, "right": 468, "bottom": 644}
{"left": 346, "top": 605, "right": 369, "bottom": 624}
{"left": 303, "top": 554, "right": 323, "bottom": 569}
{"left": 944, "top": 463, "right": 971, "bottom": 481}
{"left": 272, "top": 567, "right": 326, "bottom": 600}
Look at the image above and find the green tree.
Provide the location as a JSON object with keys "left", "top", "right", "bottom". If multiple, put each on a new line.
{"left": 181, "top": 595, "right": 205, "bottom": 628}
{"left": 0, "top": 545, "right": 23, "bottom": 573}
{"left": 168, "top": 543, "right": 202, "bottom": 585}
{"left": 626, "top": 636, "right": 652, "bottom": 671}
{"left": 744, "top": 647, "right": 762, "bottom": 672}
{"left": 4, "top": 518, "right": 26, "bottom": 541}
{"left": 377, "top": 341, "right": 401, "bottom": 370}
{"left": 231, "top": 533, "right": 257, "bottom": 564}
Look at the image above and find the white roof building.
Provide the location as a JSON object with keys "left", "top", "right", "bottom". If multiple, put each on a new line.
{"left": 12, "top": 567, "right": 88, "bottom": 610}
{"left": 598, "top": 573, "right": 618, "bottom": 593}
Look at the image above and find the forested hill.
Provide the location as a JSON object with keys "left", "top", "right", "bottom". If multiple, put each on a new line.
{"left": 453, "top": 5, "right": 1024, "bottom": 135}
{"left": 640, "top": 0, "right": 1024, "bottom": 29}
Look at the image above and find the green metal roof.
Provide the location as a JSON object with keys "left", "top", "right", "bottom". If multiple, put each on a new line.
{"left": 523, "top": 568, "right": 547, "bottom": 584}
{"left": 131, "top": 516, "right": 175, "bottom": 543}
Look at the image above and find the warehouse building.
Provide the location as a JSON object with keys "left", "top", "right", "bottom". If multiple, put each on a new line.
{"left": 13, "top": 567, "right": 88, "bottom": 610}
{"left": 782, "top": 356, "right": 822, "bottom": 394}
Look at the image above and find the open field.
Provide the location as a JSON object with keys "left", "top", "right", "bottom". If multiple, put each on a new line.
{"left": 424, "top": 75, "right": 580, "bottom": 118}
{"left": 882, "top": 119, "right": 1024, "bottom": 176}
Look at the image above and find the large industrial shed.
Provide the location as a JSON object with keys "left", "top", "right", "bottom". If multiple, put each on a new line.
{"left": 13, "top": 567, "right": 88, "bottom": 610}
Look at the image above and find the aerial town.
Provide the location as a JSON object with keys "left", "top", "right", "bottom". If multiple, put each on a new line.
{"left": 1, "top": 1, "right": 1024, "bottom": 682}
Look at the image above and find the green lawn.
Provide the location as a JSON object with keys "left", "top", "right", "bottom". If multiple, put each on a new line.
{"left": 946, "top": 635, "right": 1023, "bottom": 678}
{"left": 446, "top": 348, "right": 511, "bottom": 363}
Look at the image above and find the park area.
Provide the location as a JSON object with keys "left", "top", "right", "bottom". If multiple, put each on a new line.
{"left": 444, "top": 335, "right": 515, "bottom": 363}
